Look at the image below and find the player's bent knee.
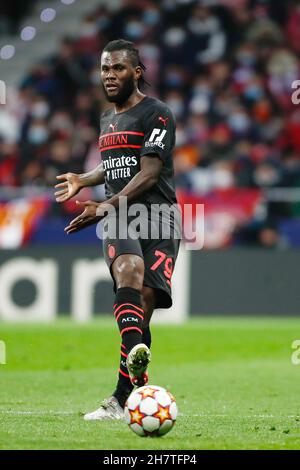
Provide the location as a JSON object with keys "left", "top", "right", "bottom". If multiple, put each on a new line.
{"left": 114, "top": 256, "right": 144, "bottom": 290}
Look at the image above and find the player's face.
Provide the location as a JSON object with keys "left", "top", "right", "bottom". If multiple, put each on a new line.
{"left": 101, "top": 51, "right": 141, "bottom": 104}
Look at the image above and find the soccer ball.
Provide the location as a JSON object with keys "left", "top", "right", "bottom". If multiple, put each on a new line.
{"left": 124, "top": 385, "right": 177, "bottom": 437}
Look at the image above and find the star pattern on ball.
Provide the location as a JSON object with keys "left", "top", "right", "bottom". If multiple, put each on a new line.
{"left": 129, "top": 406, "right": 146, "bottom": 426}
{"left": 139, "top": 388, "right": 157, "bottom": 399}
{"left": 153, "top": 404, "right": 172, "bottom": 424}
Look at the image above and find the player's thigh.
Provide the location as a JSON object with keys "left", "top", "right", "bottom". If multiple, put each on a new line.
{"left": 142, "top": 238, "right": 180, "bottom": 309}
{"left": 103, "top": 236, "right": 145, "bottom": 290}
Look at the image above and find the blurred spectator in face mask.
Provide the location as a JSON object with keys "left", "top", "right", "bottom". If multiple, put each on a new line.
{"left": 211, "top": 160, "right": 235, "bottom": 189}
{"left": 30, "top": 95, "right": 50, "bottom": 120}
{"left": 235, "top": 42, "right": 257, "bottom": 69}
{"left": 185, "top": 2, "right": 226, "bottom": 66}
{"left": 27, "top": 119, "right": 49, "bottom": 146}
{"left": 233, "top": 43, "right": 257, "bottom": 95}
{"left": 45, "top": 140, "right": 72, "bottom": 184}
{"left": 253, "top": 162, "right": 281, "bottom": 188}
{"left": 74, "top": 17, "right": 100, "bottom": 55}
{"left": 189, "top": 76, "right": 212, "bottom": 116}
{"left": 213, "top": 90, "right": 237, "bottom": 119}
{"left": 243, "top": 75, "right": 265, "bottom": 103}
{"left": 186, "top": 114, "right": 210, "bottom": 145}
{"left": 227, "top": 106, "right": 251, "bottom": 138}
{"left": 123, "top": 16, "right": 146, "bottom": 41}
{"left": 162, "top": 65, "right": 187, "bottom": 92}
{"left": 49, "top": 111, "right": 74, "bottom": 139}
{"left": 246, "top": 2, "right": 284, "bottom": 45}
{"left": 142, "top": 3, "right": 160, "bottom": 28}
{"left": 164, "top": 90, "right": 185, "bottom": 119}
{"left": 267, "top": 47, "right": 299, "bottom": 110}
{"left": 162, "top": 26, "right": 187, "bottom": 66}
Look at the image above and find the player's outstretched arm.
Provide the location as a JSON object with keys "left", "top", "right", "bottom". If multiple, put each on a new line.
{"left": 64, "top": 200, "right": 111, "bottom": 234}
{"left": 54, "top": 163, "right": 105, "bottom": 203}
{"left": 64, "top": 155, "right": 162, "bottom": 234}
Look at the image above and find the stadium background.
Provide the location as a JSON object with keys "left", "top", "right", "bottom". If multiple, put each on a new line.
{"left": 1, "top": 0, "right": 300, "bottom": 318}
{"left": 1, "top": 0, "right": 300, "bottom": 451}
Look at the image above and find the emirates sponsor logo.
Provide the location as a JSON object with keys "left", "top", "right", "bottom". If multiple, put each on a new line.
{"left": 103, "top": 155, "right": 138, "bottom": 180}
{"left": 103, "top": 155, "right": 137, "bottom": 170}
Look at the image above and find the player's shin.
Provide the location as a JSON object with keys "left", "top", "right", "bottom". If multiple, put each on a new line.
{"left": 142, "top": 326, "right": 152, "bottom": 349}
{"left": 113, "top": 287, "right": 144, "bottom": 404}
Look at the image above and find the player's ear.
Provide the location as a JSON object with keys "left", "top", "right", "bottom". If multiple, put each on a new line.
{"left": 135, "top": 66, "right": 142, "bottom": 82}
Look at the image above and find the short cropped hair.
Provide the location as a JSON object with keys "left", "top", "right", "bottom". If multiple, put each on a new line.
{"left": 102, "top": 39, "right": 149, "bottom": 88}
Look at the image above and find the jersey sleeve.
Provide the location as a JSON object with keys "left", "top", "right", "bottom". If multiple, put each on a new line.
{"left": 140, "top": 103, "right": 176, "bottom": 162}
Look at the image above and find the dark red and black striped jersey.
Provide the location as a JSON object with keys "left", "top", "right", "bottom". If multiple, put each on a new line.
{"left": 99, "top": 96, "right": 177, "bottom": 208}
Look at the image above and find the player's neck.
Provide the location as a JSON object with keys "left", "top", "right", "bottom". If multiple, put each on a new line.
{"left": 114, "top": 89, "right": 146, "bottom": 115}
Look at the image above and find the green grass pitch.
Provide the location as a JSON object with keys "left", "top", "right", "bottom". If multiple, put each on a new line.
{"left": 1, "top": 317, "right": 300, "bottom": 450}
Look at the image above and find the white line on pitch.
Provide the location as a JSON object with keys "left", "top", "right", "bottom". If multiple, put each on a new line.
{"left": 1, "top": 410, "right": 299, "bottom": 420}
{"left": 0, "top": 410, "right": 76, "bottom": 416}
{"left": 189, "top": 414, "right": 300, "bottom": 419}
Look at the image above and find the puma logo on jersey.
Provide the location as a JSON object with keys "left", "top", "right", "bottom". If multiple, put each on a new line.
{"left": 109, "top": 123, "right": 117, "bottom": 132}
{"left": 158, "top": 116, "right": 168, "bottom": 126}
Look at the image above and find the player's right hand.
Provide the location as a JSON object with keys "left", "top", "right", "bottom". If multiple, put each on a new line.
{"left": 54, "top": 173, "right": 82, "bottom": 203}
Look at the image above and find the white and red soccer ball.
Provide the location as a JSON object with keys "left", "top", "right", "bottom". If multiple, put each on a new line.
{"left": 124, "top": 385, "right": 177, "bottom": 437}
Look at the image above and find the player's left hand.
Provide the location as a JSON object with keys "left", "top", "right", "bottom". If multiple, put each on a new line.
{"left": 64, "top": 200, "right": 108, "bottom": 234}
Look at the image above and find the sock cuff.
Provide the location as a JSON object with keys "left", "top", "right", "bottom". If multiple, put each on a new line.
{"left": 115, "top": 287, "right": 142, "bottom": 306}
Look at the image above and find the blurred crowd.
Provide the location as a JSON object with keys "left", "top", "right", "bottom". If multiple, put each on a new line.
{"left": 0, "top": 0, "right": 35, "bottom": 36}
{"left": 1, "top": 0, "right": 300, "bottom": 246}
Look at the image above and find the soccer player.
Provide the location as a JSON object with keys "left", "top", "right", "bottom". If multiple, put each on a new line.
{"left": 55, "top": 39, "right": 180, "bottom": 420}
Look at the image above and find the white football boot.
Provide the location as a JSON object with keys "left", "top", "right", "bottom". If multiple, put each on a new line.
{"left": 126, "top": 343, "right": 151, "bottom": 387}
{"left": 83, "top": 396, "right": 124, "bottom": 421}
